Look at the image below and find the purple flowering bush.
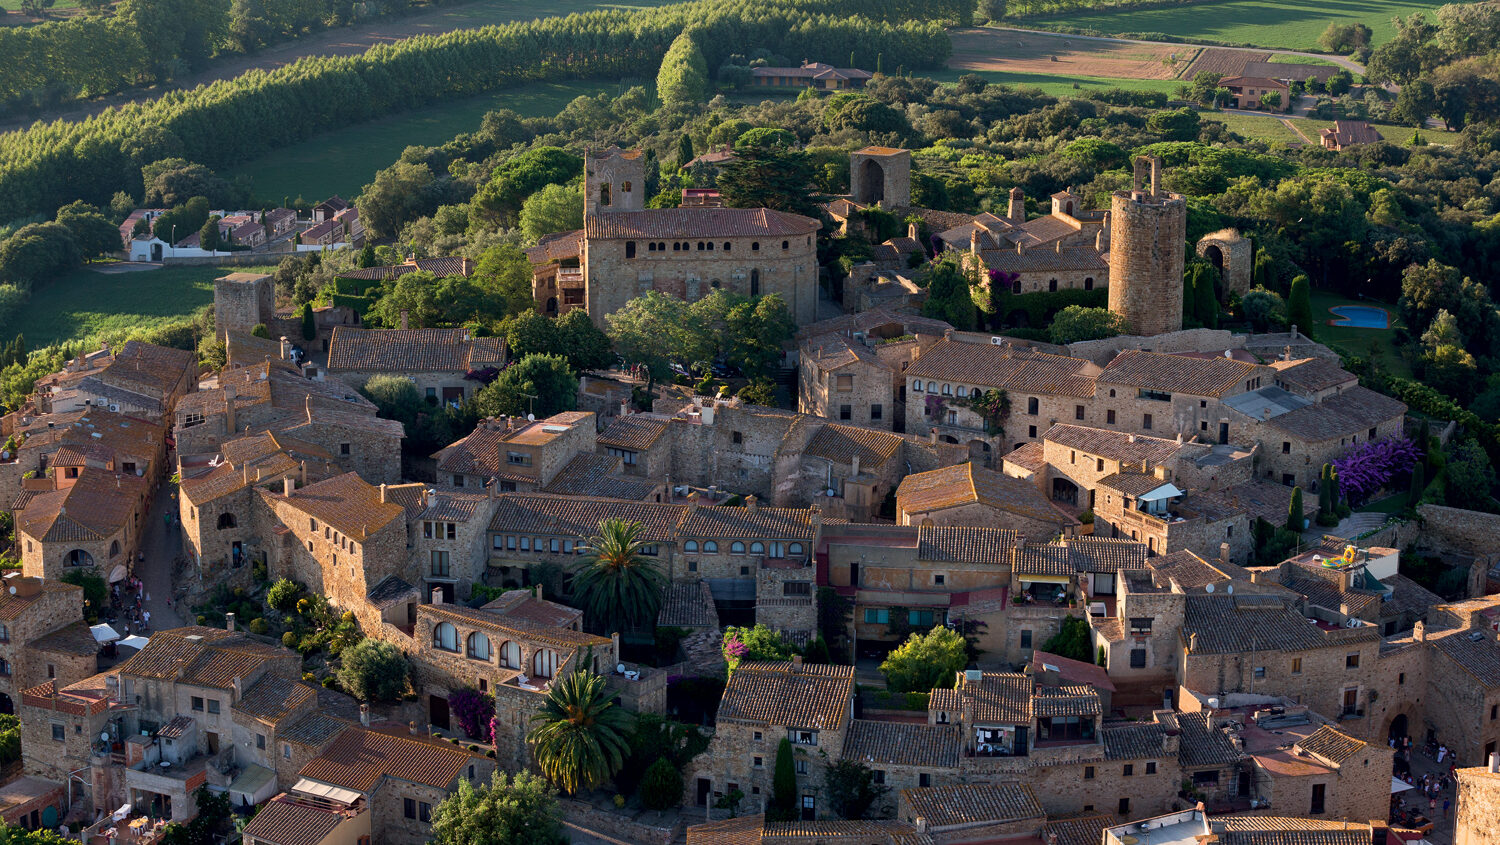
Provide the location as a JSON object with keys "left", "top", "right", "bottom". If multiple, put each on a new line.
{"left": 1332, "top": 436, "right": 1422, "bottom": 504}
{"left": 449, "top": 688, "right": 495, "bottom": 740}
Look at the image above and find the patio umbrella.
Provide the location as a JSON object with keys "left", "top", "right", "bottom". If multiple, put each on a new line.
{"left": 90, "top": 623, "right": 120, "bottom": 644}
{"left": 1391, "top": 776, "right": 1415, "bottom": 794}
{"left": 118, "top": 635, "right": 150, "bottom": 650}
{"left": 107, "top": 565, "right": 127, "bottom": 584}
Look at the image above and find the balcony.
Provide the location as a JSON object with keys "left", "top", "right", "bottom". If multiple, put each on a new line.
{"left": 556, "top": 267, "right": 584, "bottom": 286}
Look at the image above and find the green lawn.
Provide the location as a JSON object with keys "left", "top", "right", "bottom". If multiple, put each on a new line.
{"left": 1307, "top": 288, "right": 1411, "bottom": 377}
{"left": 1207, "top": 112, "right": 1306, "bottom": 144}
{"left": 1267, "top": 53, "right": 1335, "bottom": 65}
{"left": 1357, "top": 493, "right": 1409, "bottom": 515}
{"left": 231, "top": 79, "right": 633, "bottom": 204}
{"left": 7, "top": 264, "right": 274, "bottom": 348}
{"left": 926, "top": 67, "right": 1181, "bottom": 97}
{"left": 1015, "top": 0, "right": 1447, "bottom": 51}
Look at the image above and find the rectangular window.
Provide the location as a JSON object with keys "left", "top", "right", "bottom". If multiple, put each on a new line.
{"left": 1346, "top": 653, "right": 1360, "bottom": 669}
{"left": 754, "top": 757, "right": 764, "bottom": 768}
{"left": 452, "top": 475, "right": 465, "bottom": 488}
{"left": 1143, "top": 413, "right": 1153, "bottom": 430}
{"left": 340, "top": 443, "right": 351, "bottom": 456}
{"left": 872, "top": 770, "right": 885, "bottom": 784}
{"left": 1119, "top": 798, "right": 1131, "bottom": 816}
{"left": 1146, "top": 761, "right": 1157, "bottom": 774}
{"left": 1129, "top": 617, "right": 1153, "bottom": 635}
{"left": 1311, "top": 784, "right": 1326, "bottom": 815}
{"left": 51, "top": 724, "right": 64, "bottom": 742}
{"left": 419, "top": 803, "right": 432, "bottom": 823}
{"left": 839, "top": 404, "right": 852, "bottom": 421}
{"left": 795, "top": 760, "right": 809, "bottom": 775}
{"left": 919, "top": 773, "right": 931, "bottom": 787}
{"left": 1106, "top": 409, "right": 1116, "bottom": 425}
{"left": 1020, "top": 630, "right": 1033, "bottom": 649}
{"left": 1028, "top": 425, "right": 1037, "bottom": 439}
{"left": 870, "top": 404, "right": 882, "bottom": 421}
{"left": 792, "top": 731, "right": 817, "bottom": 746}
{"left": 207, "top": 699, "right": 220, "bottom": 714}
{"left": 1291, "top": 658, "right": 1302, "bottom": 675}
{"left": 1253, "top": 667, "right": 1266, "bottom": 679}
{"left": 431, "top": 550, "right": 450, "bottom": 577}
{"left": 1124, "top": 764, "right": 1134, "bottom": 776}
{"left": 191, "top": 696, "right": 204, "bottom": 711}
{"left": 1084, "top": 766, "right": 1095, "bottom": 780}
{"left": 1282, "top": 441, "right": 1291, "bottom": 454}
{"left": 783, "top": 582, "right": 812, "bottom": 597}
{"left": 506, "top": 452, "right": 530, "bottom": 466}
{"left": 908, "top": 609, "right": 935, "bottom": 627}
{"left": 1130, "top": 649, "right": 1146, "bottom": 668}
{"left": 864, "top": 608, "right": 890, "bottom": 624}
{"left": 606, "top": 447, "right": 638, "bottom": 465}
{"left": 256, "top": 734, "right": 266, "bottom": 749}
{"left": 835, "top": 374, "right": 854, "bottom": 392}
{"left": 1075, "top": 405, "right": 1085, "bottom": 420}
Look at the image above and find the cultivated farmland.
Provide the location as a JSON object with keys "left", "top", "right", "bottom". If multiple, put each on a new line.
{"left": 1181, "top": 47, "right": 1269, "bottom": 78}
{"left": 949, "top": 27, "right": 1195, "bottom": 80}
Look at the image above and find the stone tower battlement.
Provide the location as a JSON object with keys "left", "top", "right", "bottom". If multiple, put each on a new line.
{"left": 585, "top": 146, "right": 646, "bottom": 215}
{"left": 849, "top": 146, "right": 911, "bottom": 208}
{"left": 213, "top": 272, "right": 275, "bottom": 342}
{"left": 1108, "top": 156, "right": 1187, "bottom": 337}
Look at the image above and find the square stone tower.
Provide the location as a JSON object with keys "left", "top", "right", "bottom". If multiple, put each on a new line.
{"left": 850, "top": 146, "right": 911, "bottom": 208}
{"left": 1107, "top": 157, "right": 1187, "bottom": 337}
{"left": 585, "top": 146, "right": 646, "bottom": 215}
{"left": 213, "top": 272, "right": 275, "bottom": 341}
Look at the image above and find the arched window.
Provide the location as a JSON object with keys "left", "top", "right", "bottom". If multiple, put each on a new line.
{"left": 1012, "top": 279, "right": 1022, "bottom": 294}
{"left": 752, "top": 242, "right": 760, "bottom": 251}
{"left": 710, "top": 280, "right": 721, "bottom": 289}
{"left": 723, "top": 242, "right": 732, "bottom": 251}
{"left": 942, "top": 384, "right": 952, "bottom": 396}
{"left": 1048, "top": 279, "right": 1058, "bottom": 292}
{"left": 927, "top": 383, "right": 938, "bottom": 394}
{"left": 533, "top": 648, "right": 559, "bottom": 679}
{"left": 600, "top": 183, "right": 611, "bottom": 207}
{"left": 109, "top": 541, "right": 120, "bottom": 558}
{"left": 499, "top": 640, "right": 521, "bottom": 669}
{"left": 432, "top": 622, "right": 458, "bottom": 652}
{"left": 731, "top": 541, "right": 746, "bottom": 554}
{"left": 750, "top": 269, "right": 760, "bottom": 297}
{"left": 673, "top": 242, "right": 681, "bottom": 251}
{"left": 781, "top": 240, "right": 789, "bottom": 250}
{"left": 1084, "top": 277, "right": 1094, "bottom": 290}
{"left": 704, "top": 541, "right": 719, "bottom": 553}
{"left": 468, "top": 632, "right": 491, "bottom": 661}
{"left": 706, "top": 242, "right": 714, "bottom": 251}
{"left": 697, "top": 242, "right": 705, "bottom": 251}
{"left": 788, "top": 543, "right": 803, "bottom": 556}
{"left": 749, "top": 541, "right": 765, "bottom": 554}
{"left": 648, "top": 242, "right": 657, "bottom": 252}
{"left": 218, "top": 513, "right": 236, "bottom": 530}
{"left": 914, "top": 380, "right": 924, "bottom": 392}
{"left": 65, "top": 550, "right": 93, "bottom": 568}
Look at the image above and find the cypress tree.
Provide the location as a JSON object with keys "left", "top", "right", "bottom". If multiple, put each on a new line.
{"left": 676, "top": 134, "right": 695, "bottom": 169}
{"left": 1416, "top": 419, "right": 1432, "bottom": 473}
{"left": 301, "top": 302, "right": 316, "bottom": 341}
{"left": 1286, "top": 486, "right": 1304, "bottom": 532}
{"left": 656, "top": 31, "right": 709, "bottom": 105}
{"left": 1318, "top": 464, "right": 1333, "bottom": 517}
{"left": 1408, "top": 461, "right": 1426, "bottom": 507}
{"left": 1288, "top": 274, "right": 1314, "bottom": 339}
{"left": 771, "top": 738, "right": 797, "bottom": 822}
{"left": 1195, "top": 266, "right": 1219, "bottom": 329}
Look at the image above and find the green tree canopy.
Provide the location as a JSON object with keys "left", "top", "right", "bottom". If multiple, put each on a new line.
{"left": 572, "top": 518, "right": 667, "bottom": 635}
{"left": 430, "top": 771, "right": 563, "bottom": 845}
{"left": 717, "top": 145, "right": 822, "bottom": 217}
{"left": 1287, "top": 274, "right": 1315, "bottom": 339}
{"left": 824, "top": 759, "right": 888, "bottom": 820}
{"left": 528, "top": 669, "right": 634, "bottom": 794}
{"left": 1041, "top": 615, "right": 1091, "bottom": 662}
{"left": 879, "top": 626, "right": 967, "bottom": 693}
{"left": 474, "top": 353, "right": 578, "bottom": 419}
{"left": 336, "top": 639, "right": 410, "bottom": 702}
{"left": 474, "top": 147, "right": 584, "bottom": 224}
{"left": 55, "top": 201, "right": 124, "bottom": 260}
{"left": 519, "top": 183, "right": 584, "bottom": 242}
{"left": 1048, "top": 305, "right": 1123, "bottom": 344}
{"left": 473, "top": 244, "right": 542, "bottom": 320}
{"left": 556, "top": 309, "right": 615, "bottom": 372}
{"left": 504, "top": 309, "right": 561, "bottom": 359}
{"left": 657, "top": 30, "right": 709, "bottom": 104}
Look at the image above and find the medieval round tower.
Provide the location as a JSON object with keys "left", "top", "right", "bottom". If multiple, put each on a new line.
{"left": 1107, "top": 156, "right": 1187, "bottom": 337}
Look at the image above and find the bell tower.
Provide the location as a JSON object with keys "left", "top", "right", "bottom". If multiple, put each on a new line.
{"left": 585, "top": 146, "right": 646, "bottom": 215}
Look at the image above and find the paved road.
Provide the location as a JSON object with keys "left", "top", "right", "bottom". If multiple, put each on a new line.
{"left": 986, "top": 25, "right": 1367, "bottom": 74}
{"left": 135, "top": 481, "right": 188, "bottom": 631}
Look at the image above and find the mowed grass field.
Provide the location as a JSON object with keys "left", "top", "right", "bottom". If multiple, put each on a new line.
{"left": 232, "top": 79, "right": 632, "bottom": 204}
{"left": 1022, "top": 0, "right": 1448, "bottom": 51}
{"left": 9, "top": 264, "right": 273, "bottom": 348}
{"left": 1204, "top": 111, "right": 1462, "bottom": 146}
{"left": 927, "top": 66, "right": 1181, "bottom": 96}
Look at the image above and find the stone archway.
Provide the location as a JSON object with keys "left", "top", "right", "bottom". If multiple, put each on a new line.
{"left": 859, "top": 159, "right": 886, "bottom": 206}
{"left": 1051, "top": 477, "right": 1080, "bottom": 506}
{"left": 1387, "top": 711, "right": 1410, "bottom": 744}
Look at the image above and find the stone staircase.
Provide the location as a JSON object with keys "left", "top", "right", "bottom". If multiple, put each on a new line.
{"left": 1321, "top": 511, "right": 1392, "bottom": 540}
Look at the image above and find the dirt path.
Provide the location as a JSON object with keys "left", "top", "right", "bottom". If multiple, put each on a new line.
{"left": 1279, "top": 117, "right": 1315, "bottom": 145}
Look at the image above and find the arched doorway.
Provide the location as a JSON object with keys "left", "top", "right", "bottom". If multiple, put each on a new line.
{"left": 544, "top": 297, "right": 558, "bottom": 315}
{"left": 860, "top": 159, "right": 886, "bottom": 205}
{"left": 1203, "top": 244, "right": 1225, "bottom": 273}
{"left": 1388, "top": 712, "right": 1409, "bottom": 744}
{"left": 0, "top": 692, "right": 13, "bottom": 715}
{"left": 1051, "top": 477, "right": 1080, "bottom": 505}
{"left": 65, "top": 549, "right": 94, "bottom": 568}
{"left": 968, "top": 439, "right": 991, "bottom": 466}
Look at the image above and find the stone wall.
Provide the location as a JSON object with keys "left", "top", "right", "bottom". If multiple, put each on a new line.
{"left": 1456, "top": 767, "right": 1500, "bottom": 845}
{"left": 1107, "top": 184, "right": 1187, "bottom": 337}
{"left": 1181, "top": 633, "right": 1381, "bottom": 729}
{"left": 1416, "top": 505, "right": 1500, "bottom": 563}
{"left": 214, "top": 273, "right": 275, "bottom": 341}
{"left": 1067, "top": 328, "right": 1242, "bottom": 368}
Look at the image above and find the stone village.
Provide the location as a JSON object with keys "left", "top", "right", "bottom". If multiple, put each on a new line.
{"left": 2, "top": 147, "right": 1500, "bottom": 845}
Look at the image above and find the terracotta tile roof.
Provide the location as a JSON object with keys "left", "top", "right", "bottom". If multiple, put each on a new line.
{"left": 1280, "top": 567, "right": 1382, "bottom": 617}
{"left": 1295, "top": 726, "right": 1365, "bottom": 765}
{"left": 1319, "top": 120, "right": 1383, "bottom": 147}
{"left": 686, "top": 815, "right": 764, "bottom": 845}
{"left": 717, "top": 661, "right": 854, "bottom": 731}
{"left": 0, "top": 579, "right": 79, "bottom": 621}
{"left": 525, "top": 229, "right": 583, "bottom": 263}
{"left": 795, "top": 308, "right": 951, "bottom": 342}
{"left": 1067, "top": 537, "right": 1148, "bottom": 573}
{"left": 765, "top": 821, "right": 931, "bottom": 845}
{"left": 1177, "top": 711, "right": 1242, "bottom": 768}
{"left": 897, "top": 462, "right": 1076, "bottom": 526}
{"left": 960, "top": 672, "right": 1033, "bottom": 724}
{"left": 657, "top": 581, "right": 719, "bottom": 628}
{"left": 280, "top": 713, "right": 352, "bottom": 748}
{"left": 16, "top": 471, "right": 150, "bottom": 543}
{"left": 233, "top": 674, "right": 318, "bottom": 724}
{"left": 181, "top": 432, "right": 336, "bottom": 505}
{"left": 158, "top": 715, "right": 194, "bottom": 739}
{"left": 1102, "top": 350, "right": 1258, "bottom": 397}
{"left": 597, "top": 414, "right": 671, "bottom": 452}
{"left": 1103, "top": 722, "right": 1167, "bottom": 760}
{"left": 480, "top": 590, "right": 582, "bottom": 629}
{"left": 116, "top": 627, "right": 288, "bottom": 688}
{"left": 326, "top": 328, "right": 504, "bottom": 372}
{"left": 337, "top": 256, "right": 473, "bottom": 282}
{"left": 100, "top": 341, "right": 196, "bottom": 398}
{"left": 800, "top": 333, "right": 876, "bottom": 370}
{"left": 898, "top": 783, "right": 1043, "bottom": 829}
{"left": 1264, "top": 386, "right": 1405, "bottom": 441}
{"left": 1003, "top": 441, "right": 1046, "bottom": 473}
{"left": 541, "top": 454, "right": 657, "bottom": 500}
{"left": 928, "top": 688, "right": 960, "bottom": 713}
{"left": 804, "top": 424, "right": 904, "bottom": 468}
{"left": 278, "top": 472, "right": 406, "bottom": 541}
{"left": 1044, "top": 424, "right": 1184, "bottom": 465}
{"left": 907, "top": 340, "right": 1096, "bottom": 398}
{"left": 366, "top": 576, "right": 419, "bottom": 610}
{"left": 1046, "top": 814, "right": 1115, "bottom": 845}
{"left": 678, "top": 504, "right": 822, "bottom": 542}
{"left": 1182, "top": 594, "right": 1333, "bottom": 654}
{"left": 1034, "top": 684, "right": 1101, "bottom": 717}
{"left": 1149, "top": 550, "right": 1249, "bottom": 588}
{"left": 241, "top": 794, "right": 354, "bottom": 845}
{"left": 299, "top": 727, "right": 476, "bottom": 792}
{"left": 416, "top": 491, "right": 490, "bottom": 523}
{"left": 1218, "top": 817, "right": 1371, "bottom": 845}
{"left": 1097, "top": 471, "right": 1175, "bottom": 498}
{"left": 916, "top": 525, "right": 1020, "bottom": 565}
{"left": 1431, "top": 628, "right": 1500, "bottom": 688}
{"left": 1270, "top": 358, "right": 1356, "bottom": 393}
{"left": 1380, "top": 574, "right": 1442, "bottom": 618}
{"left": 422, "top": 603, "right": 609, "bottom": 650}
{"left": 583, "top": 208, "right": 818, "bottom": 239}
{"left": 1184, "top": 480, "right": 1312, "bottom": 526}
{"left": 30, "top": 621, "right": 101, "bottom": 657}
{"left": 487, "top": 494, "right": 685, "bottom": 542}
{"left": 842, "top": 720, "right": 960, "bottom": 769}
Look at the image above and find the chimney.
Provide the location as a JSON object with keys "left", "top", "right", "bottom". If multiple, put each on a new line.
{"left": 907, "top": 222, "right": 918, "bottom": 241}
{"left": 850, "top": 455, "right": 860, "bottom": 478}
{"left": 1220, "top": 542, "right": 1231, "bottom": 567}
{"left": 745, "top": 494, "right": 758, "bottom": 512}
{"left": 399, "top": 310, "right": 409, "bottom": 331}
{"left": 929, "top": 427, "right": 938, "bottom": 445}
{"left": 359, "top": 703, "right": 370, "bottom": 728}
{"left": 534, "top": 584, "right": 543, "bottom": 600}
{"left": 489, "top": 476, "right": 500, "bottom": 499}
{"left": 810, "top": 504, "right": 822, "bottom": 530}
{"left": 1413, "top": 620, "right": 1426, "bottom": 642}
{"left": 915, "top": 818, "right": 928, "bottom": 834}
{"left": 379, "top": 483, "right": 388, "bottom": 503}
{"left": 1016, "top": 240, "right": 1026, "bottom": 255}
{"left": 232, "top": 676, "right": 242, "bottom": 700}
{"left": 283, "top": 476, "right": 295, "bottom": 496}
{"left": 408, "top": 721, "right": 419, "bottom": 736}
{"left": 226, "top": 612, "right": 236, "bottom": 631}
{"left": 1055, "top": 239, "right": 1062, "bottom": 254}
{"left": 1262, "top": 407, "right": 1272, "bottom": 420}
{"left": 619, "top": 398, "right": 630, "bottom": 418}
{"left": 461, "top": 257, "right": 473, "bottom": 276}
{"left": 1009, "top": 187, "right": 1025, "bottom": 223}
{"left": 970, "top": 229, "right": 981, "bottom": 255}
{"left": 224, "top": 384, "right": 237, "bottom": 433}
{"left": 300, "top": 460, "right": 307, "bottom": 486}
{"left": 791, "top": 654, "right": 803, "bottom": 672}
{"left": 1188, "top": 632, "right": 1199, "bottom": 653}
{"left": 687, "top": 490, "right": 700, "bottom": 510}
{"left": 1370, "top": 821, "right": 1389, "bottom": 845}
{"left": 611, "top": 632, "right": 620, "bottom": 657}
{"left": 1290, "top": 324, "right": 1299, "bottom": 340}
{"left": 279, "top": 336, "right": 290, "bottom": 360}
{"left": 1489, "top": 752, "right": 1499, "bottom": 773}
{"left": 1095, "top": 228, "right": 1104, "bottom": 251}
{"left": 431, "top": 587, "right": 444, "bottom": 605}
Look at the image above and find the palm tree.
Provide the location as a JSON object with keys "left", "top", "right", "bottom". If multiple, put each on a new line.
{"left": 527, "top": 669, "right": 633, "bottom": 795}
{"left": 572, "top": 518, "right": 665, "bottom": 635}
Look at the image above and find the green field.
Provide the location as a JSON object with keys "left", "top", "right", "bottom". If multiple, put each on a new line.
{"left": 1020, "top": 0, "right": 1447, "bottom": 51}
{"left": 1267, "top": 53, "right": 1335, "bottom": 65}
{"left": 927, "top": 67, "right": 1181, "bottom": 97}
{"left": 9, "top": 264, "right": 273, "bottom": 348}
{"left": 1308, "top": 289, "right": 1411, "bottom": 377}
{"left": 231, "top": 79, "right": 635, "bottom": 204}
{"left": 1207, "top": 112, "right": 1307, "bottom": 144}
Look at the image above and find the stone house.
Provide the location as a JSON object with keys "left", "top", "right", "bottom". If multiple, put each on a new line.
{"left": 1093, "top": 351, "right": 1269, "bottom": 445}
{"left": 1457, "top": 759, "right": 1500, "bottom": 845}
{"left": 325, "top": 327, "right": 506, "bottom": 406}
{"left": 432, "top": 411, "right": 595, "bottom": 492}
{"left": 19, "top": 673, "right": 125, "bottom": 798}
{"left": 16, "top": 469, "right": 152, "bottom": 581}
{"left": 934, "top": 187, "right": 1111, "bottom": 296}
{"left": 539, "top": 452, "right": 661, "bottom": 501}
{"left": 408, "top": 488, "right": 502, "bottom": 603}
{"left": 1231, "top": 386, "right": 1408, "bottom": 488}
{"left": 0, "top": 406, "right": 167, "bottom": 522}
{"left": 895, "top": 461, "right": 1079, "bottom": 542}
{"left": 687, "top": 659, "right": 855, "bottom": 819}
{"left": 1220, "top": 76, "right": 1292, "bottom": 111}
{"left": 895, "top": 783, "right": 1046, "bottom": 842}
{"left": 241, "top": 790, "right": 370, "bottom": 845}
{"left": 294, "top": 726, "right": 492, "bottom": 845}
{"left": 530, "top": 147, "right": 821, "bottom": 326}
{"left": 1240, "top": 716, "right": 1392, "bottom": 822}
{"left": 841, "top": 720, "right": 962, "bottom": 810}
{"left": 230, "top": 673, "right": 355, "bottom": 792}
{"left": 0, "top": 576, "right": 94, "bottom": 715}
{"left": 174, "top": 363, "right": 402, "bottom": 485}
{"left": 903, "top": 337, "right": 1101, "bottom": 460}
{"left": 795, "top": 309, "right": 952, "bottom": 432}
{"left": 597, "top": 413, "right": 673, "bottom": 479}
{"left": 72, "top": 341, "right": 198, "bottom": 423}
{"left": 1320, "top": 121, "right": 1384, "bottom": 151}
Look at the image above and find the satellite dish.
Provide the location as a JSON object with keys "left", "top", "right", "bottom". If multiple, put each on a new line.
{"left": 7, "top": 586, "right": 14, "bottom": 595}
{"left": 1205, "top": 583, "right": 1215, "bottom": 593}
{"left": 1226, "top": 584, "right": 1234, "bottom": 595}
{"left": 100, "top": 732, "right": 109, "bottom": 742}
{"left": 616, "top": 663, "right": 625, "bottom": 674}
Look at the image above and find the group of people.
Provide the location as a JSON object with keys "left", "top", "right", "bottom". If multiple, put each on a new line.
{"left": 1389, "top": 733, "right": 1459, "bottom": 828}
{"left": 108, "top": 574, "right": 151, "bottom": 635}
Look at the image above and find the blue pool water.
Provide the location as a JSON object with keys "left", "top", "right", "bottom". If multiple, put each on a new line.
{"left": 1328, "top": 305, "right": 1390, "bottom": 329}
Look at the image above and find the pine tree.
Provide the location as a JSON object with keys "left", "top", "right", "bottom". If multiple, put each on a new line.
{"left": 1286, "top": 486, "right": 1304, "bottom": 532}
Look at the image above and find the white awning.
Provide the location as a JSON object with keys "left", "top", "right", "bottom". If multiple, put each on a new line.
{"left": 1020, "top": 574, "right": 1072, "bottom": 584}
{"left": 90, "top": 624, "right": 121, "bottom": 643}
{"left": 1391, "top": 777, "right": 1415, "bottom": 794}
{"left": 118, "top": 635, "right": 151, "bottom": 650}
{"left": 1138, "top": 483, "right": 1185, "bottom": 502}
{"left": 107, "top": 565, "right": 128, "bottom": 584}
{"left": 292, "top": 778, "right": 364, "bottom": 806}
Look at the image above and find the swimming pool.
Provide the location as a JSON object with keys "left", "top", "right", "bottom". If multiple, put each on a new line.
{"left": 1328, "top": 305, "right": 1390, "bottom": 329}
